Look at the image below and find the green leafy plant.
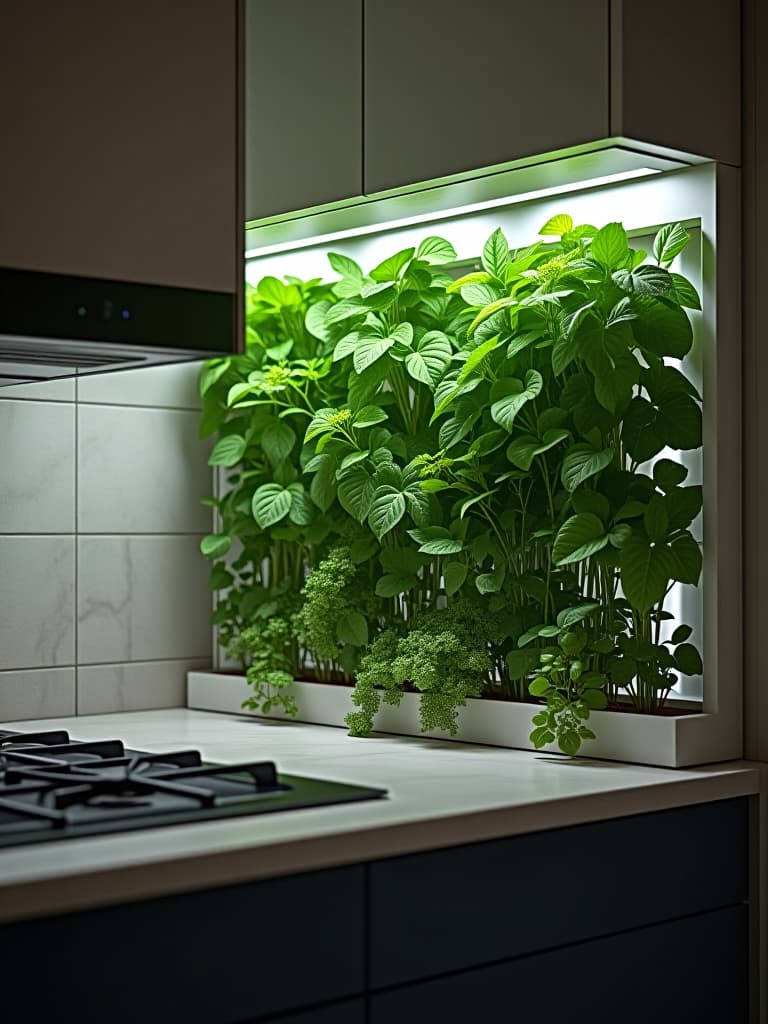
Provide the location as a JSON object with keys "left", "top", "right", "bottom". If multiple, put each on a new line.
{"left": 227, "top": 618, "right": 298, "bottom": 717}
{"left": 200, "top": 215, "right": 704, "bottom": 757}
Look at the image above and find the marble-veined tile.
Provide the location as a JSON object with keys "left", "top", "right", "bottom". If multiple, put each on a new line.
{"left": 0, "top": 378, "right": 76, "bottom": 402}
{"left": 77, "top": 657, "right": 210, "bottom": 714}
{"left": 76, "top": 361, "right": 203, "bottom": 409}
{"left": 77, "top": 405, "right": 212, "bottom": 533}
{"left": 0, "top": 401, "right": 75, "bottom": 532}
{"left": 77, "top": 535, "right": 212, "bottom": 664}
{"left": 0, "top": 537, "right": 76, "bottom": 669}
{"left": 0, "top": 667, "right": 76, "bottom": 723}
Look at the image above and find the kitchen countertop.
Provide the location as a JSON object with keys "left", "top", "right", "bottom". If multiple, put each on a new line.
{"left": 0, "top": 708, "right": 760, "bottom": 924}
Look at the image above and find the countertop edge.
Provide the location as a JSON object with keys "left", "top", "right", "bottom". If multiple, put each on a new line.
{"left": 0, "top": 763, "right": 759, "bottom": 925}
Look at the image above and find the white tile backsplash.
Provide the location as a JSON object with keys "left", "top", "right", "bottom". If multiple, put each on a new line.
{"left": 77, "top": 405, "right": 212, "bottom": 533}
{"left": 0, "top": 668, "right": 76, "bottom": 723}
{"left": 77, "top": 657, "right": 210, "bottom": 714}
{"left": 0, "top": 363, "right": 215, "bottom": 719}
{"left": 0, "top": 400, "right": 75, "bottom": 532}
{"left": 0, "top": 537, "right": 75, "bottom": 669}
{"left": 0, "top": 378, "right": 77, "bottom": 402}
{"left": 76, "top": 361, "right": 203, "bottom": 409}
{"left": 77, "top": 535, "right": 212, "bottom": 664}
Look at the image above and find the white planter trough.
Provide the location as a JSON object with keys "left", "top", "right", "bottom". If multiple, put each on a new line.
{"left": 187, "top": 671, "right": 739, "bottom": 768}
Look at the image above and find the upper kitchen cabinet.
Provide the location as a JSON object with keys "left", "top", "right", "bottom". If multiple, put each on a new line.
{"left": 0, "top": 1, "right": 242, "bottom": 295}
{"left": 245, "top": 0, "right": 363, "bottom": 222}
{"left": 364, "top": 0, "right": 609, "bottom": 195}
{"left": 361, "top": 0, "right": 740, "bottom": 197}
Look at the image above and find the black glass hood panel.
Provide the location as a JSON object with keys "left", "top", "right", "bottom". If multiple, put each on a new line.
{"left": 0, "top": 266, "right": 236, "bottom": 385}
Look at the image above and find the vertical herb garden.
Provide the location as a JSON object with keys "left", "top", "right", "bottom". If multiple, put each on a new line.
{"left": 200, "top": 215, "right": 703, "bottom": 755}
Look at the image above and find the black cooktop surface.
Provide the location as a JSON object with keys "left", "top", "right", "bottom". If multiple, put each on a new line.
{"left": 0, "top": 728, "right": 386, "bottom": 848}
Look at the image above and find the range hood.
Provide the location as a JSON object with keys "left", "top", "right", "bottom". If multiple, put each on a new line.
{"left": 0, "top": 266, "right": 236, "bottom": 387}
{"left": 0, "top": 1, "right": 243, "bottom": 389}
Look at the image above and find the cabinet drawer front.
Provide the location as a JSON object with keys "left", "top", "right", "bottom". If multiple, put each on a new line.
{"left": 370, "top": 798, "right": 749, "bottom": 986}
{"left": 0, "top": 866, "right": 365, "bottom": 1022}
{"left": 371, "top": 905, "right": 749, "bottom": 1024}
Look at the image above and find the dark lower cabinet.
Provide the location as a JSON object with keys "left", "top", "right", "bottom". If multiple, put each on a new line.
{"left": 255, "top": 998, "right": 365, "bottom": 1023}
{"left": 0, "top": 798, "right": 752, "bottom": 1022}
{"left": 369, "top": 905, "right": 749, "bottom": 1024}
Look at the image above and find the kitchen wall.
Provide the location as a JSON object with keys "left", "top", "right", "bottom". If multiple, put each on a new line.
{"left": 0, "top": 363, "right": 213, "bottom": 721}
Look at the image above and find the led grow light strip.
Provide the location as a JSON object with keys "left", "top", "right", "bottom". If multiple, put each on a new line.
{"left": 244, "top": 168, "right": 660, "bottom": 260}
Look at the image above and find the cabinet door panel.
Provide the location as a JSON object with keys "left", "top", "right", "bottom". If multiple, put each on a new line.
{"left": 0, "top": 866, "right": 365, "bottom": 1022}
{"left": 0, "top": 1, "right": 240, "bottom": 293}
{"left": 246, "top": 0, "right": 362, "bottom": 220}
{"left": 363, "top": 0, "right": 608, "bottom": 195}
{"left": 370, "top": 905, "right": 749, "bottom": 1023}
{"left": 370, "top": 798, "right": 749, "bottom": 987}
{"left": 256, "top": 999, "right": 365, "bottom": 1024}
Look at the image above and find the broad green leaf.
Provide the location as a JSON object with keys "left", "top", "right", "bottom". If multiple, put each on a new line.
{"left": 257, "top": 276, "right": 296, "bottom": 307}
{"left": 591, "top": 222, "right": 629, "bottom": 269}
{"left": 353, "top": 334, "right": 396, "bottom": 374}
{"left": 350, "top": 536, "right": 379, "bottom": 563}
{"left": 336, "top": 611, "right": 368, "bottom": 647}
{"left": 551, "top": 333, "right": 577, "bottom": 376}
{"left": 539, "top": 213, "right": 573, "bottom": 237}
{"left": 668, "top": 532, "right": 702, "bottom": 584}
{"left": 653, "top": 222, "right": 691, "bottom": 267}
{"left": 632, "top": 296, "right": 693, "bottom": 358}
{"left": 328, "top": 252, "right": 364, "bottom": 281}
{"left": 446, "top": 271, "right": 493, "bottom": 294}
{"left": 653, "top": 458, "right": 688, "bottom": 490}
{"left": 506, "top": 648, "right": 540, "bottom": 678}
{"left": 415, "top": 235, "right": 457, "bottom": 264}
{"left": 333, "top": 331, "right": 361, "bottom": 362}
{"left": 467, "top": 295, "right": 518, "bottom": 335}
{"left": 337, "top": 467, "right": 374, "bottom": 522}
{"left": 326, "top": 298, "right": 369, "bottom": 324}
{"left": 199, "top": 359, "right": 231, "bottom": 396}
{"left": 560, "top": 444, "right": 614, "bottom": 492}
{"left": 461, "top": 281, "right": 503, "bottom": 307}
{"left": 338, "top": 450, "right": 370, "bottom": 473}
{"left": 506, "top": 429, "right": 569, "bottom": 470}
{"left": 375, "top": 573, "right": 419, "bottom": 597}
{"left": 408, "top": 527, "right": 463, "bottom": 555}
{"left": 613, "top": 264, "right": 674, "bottom": 297}
{"left": 456, "top": 337, "right": 501, "bottom": 383}
{"left": 476, "top": 564, "right": 506, "bottom": 594}
{"left": 507, "top": 330, "right": 543, "bottom": 358}
{"left": 287, "top": 482, "right": 314, "bottom": 525}
{"left": 200, "top": 533, "right": 231, "bottom": 558}
{"left": 353, "top": 405, "right": 388, "bottom": 429}
{"left": 607, "top": 524, "right": 632, "bottom": 548}
{"left": 670, "top": 273, "right": 702, "bottom": 310}
{"left": 481, "top": 228, "right": 509, "bottom": 280}
{"left": 305, "top": 301, "right": 333, "bottom": 341}
{"left": 309, "top": 456, "right": 337, "bottom": 512}
{"left": 403, "top": 485, "right": 431, "bottom": 525}
{"left": 674, "top": 642, "right": 702, "bottom": 676}
{"left": 620, "top": 535, "right": 676, "bottom": 612}
{"left": 370, "top": 247, "right": 415, "bottom": 283}
{"left": 252, "top": 483, "right": 292, "bottom": 528}
{"left": 553, "top": 513, "right": 609, "bottom": 565}
{"left": 444, "top": 561, "right": 468, "bottom": 596}
{"left": 405, "top": 330, "right": 452, "bottom": 386}
{"left": 209, "top": 434, "right": 246, "bottom": 467}
{"left": 368, "top": 486, "right": 406, "bottom": 539}
{"left": 261, "top": 421, "right": 296, "bottom": 463}
{"left": 556, "top": 601, "right": 601, "bottom": 628}
{"left": 644, "top": 495, "right": 669, "bottom": 541}
{"left": 671, "top": 623, "right": 693, "bottom": 644}
{"left": 490, "top": 370, "right": 543, "bottom": 432}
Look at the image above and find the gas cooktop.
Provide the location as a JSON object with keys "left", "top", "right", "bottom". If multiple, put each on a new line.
{"left": 0, "top": 727, "right": 386, "bottom": 848}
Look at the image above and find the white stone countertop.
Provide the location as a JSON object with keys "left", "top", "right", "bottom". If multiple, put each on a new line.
{"left": 0, "top": 708, "right": 760, "bottom": 924}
